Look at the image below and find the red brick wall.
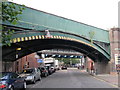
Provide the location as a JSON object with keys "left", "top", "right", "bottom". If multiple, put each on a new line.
{"left": 86, "top": 57, "right": 94, "bottom": 70}
{"left": 13, "top": 53, "right": 39, "bottom": 73}
{"left": 109, "top": 28, "right": 120, "bottom": 72}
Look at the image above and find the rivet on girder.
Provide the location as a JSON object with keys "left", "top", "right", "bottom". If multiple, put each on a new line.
{"left": 41, "top": 35, "right": 44, "bottom": 39}
{"left": 29, "top": 37, "right": 32, "bottom": 40}
{"left": 36, "top": 36, "right": 38, "bottom": 39}
{"left": 21, "top": 37, "right": 24, "bottom": 41}
{"left": 56, "top": 36, "right": 59, "bottom": 39}
{"left": 25, "top": 37, "right": 28, "bottom": 41}
{"left": 61, "top": 36, "right": 64, "bottom": 39}
{"left": 17, "top": 38, "right": 20, "bottom": 42}
{"left": 13, "top": 38, "right": 17, "bottom": 43}
{"left": 39, "top": 35, "right": 41, "bottom": 39}
{"left": 32, "top": 36, "right": 35, "bottom": 39}
{"left": 54, "top": 36, "right": 56, "bottom": 38}
{"left": 59, "top": 36, "right": 61, "bottom": 39}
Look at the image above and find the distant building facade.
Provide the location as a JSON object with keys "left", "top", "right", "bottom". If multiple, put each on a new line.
{"left": 2, "top": 53, "right": 39, "bottom": 73}
{"left": 109, "top": 28, "right": 120, "bottom": 73}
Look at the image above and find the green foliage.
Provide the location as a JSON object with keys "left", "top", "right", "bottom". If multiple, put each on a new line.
{"left": 2, "top": 28, "right": 14, "bottom": 46}
{"left": 57, "top": 58, "right": 80, "bottom": 65}
{"left": 2, "top": 2, "right": 25, "bottom": 46}
{"left": 2, "top": 2, "right": 25, "bottom": 24}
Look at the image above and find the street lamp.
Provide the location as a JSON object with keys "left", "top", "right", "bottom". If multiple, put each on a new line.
{"left": 16, "top": 48, "right": 21, "bottom": 73}
{"left": 16, "top": 48, "right": 21, "bottom": 59}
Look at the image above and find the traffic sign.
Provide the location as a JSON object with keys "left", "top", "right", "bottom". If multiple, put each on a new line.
{"left": 37, "top": 59, "right": 43, "bottom": 63}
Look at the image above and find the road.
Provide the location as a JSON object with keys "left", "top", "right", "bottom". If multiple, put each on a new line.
{"left": 27, "top": 68, "right": 117, "bottom": 88}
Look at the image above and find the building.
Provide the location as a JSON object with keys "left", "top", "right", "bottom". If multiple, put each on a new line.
{"left": 109, "top": 28, "right": 120, "bottom": 74}
{"left": 2, "top": 53, "right": 39, "bottom": 73}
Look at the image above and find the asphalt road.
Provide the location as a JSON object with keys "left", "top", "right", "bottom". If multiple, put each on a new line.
{"left": 27, "top": 68, "right": 117, "bottom": 88}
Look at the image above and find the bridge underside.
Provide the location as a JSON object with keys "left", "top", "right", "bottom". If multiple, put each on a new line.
{"left": 2, "top": 23, "right": 110, "bottom": 62}
{"left": 3, "top": 39, "right": 109, "bottom": 62}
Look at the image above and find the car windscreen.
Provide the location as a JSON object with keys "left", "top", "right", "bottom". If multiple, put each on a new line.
{"left": 40, "top": 67, "right": 45, "bottom": 70}
{"left": 22, "top": 69, "right": 34, "bottom": 74}
{"left": 0, "top": 72, "right": 9, "bottom": 79}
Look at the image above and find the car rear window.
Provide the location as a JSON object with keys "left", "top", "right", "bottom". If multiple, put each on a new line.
{"left": 22, "top": 69, "right": 34, "bottom": 74}
{"left": 41, "top": 67, "right": 45, "bottom": 70}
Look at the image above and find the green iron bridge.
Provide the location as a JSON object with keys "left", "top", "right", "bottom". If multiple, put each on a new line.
{"left": 2, "top": 2, "right": 110, "bottom": 62}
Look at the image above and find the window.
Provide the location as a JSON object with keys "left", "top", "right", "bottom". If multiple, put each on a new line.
{"left": 10, "top": 73, "right": 18, "bottom": 79}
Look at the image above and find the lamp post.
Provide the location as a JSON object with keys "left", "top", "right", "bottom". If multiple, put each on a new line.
{"left": 16, "top": 48, "right": 21, "bottom": 58}
{"left": 70, "top": 59, "right": 72, "bottom": 67}
{"left": 16, "top": 48, "right": 21, "bottom": 73}
{"left": 34, "top": 54, "right": 40, "bottom": 67}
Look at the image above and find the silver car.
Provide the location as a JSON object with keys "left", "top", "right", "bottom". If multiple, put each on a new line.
{"left": 20, "top": 68, "right": 41, "bottom": 84}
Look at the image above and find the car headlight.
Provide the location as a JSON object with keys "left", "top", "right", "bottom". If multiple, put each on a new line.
{"left": 26, "top": 76, "right": 34, "bottom": 79}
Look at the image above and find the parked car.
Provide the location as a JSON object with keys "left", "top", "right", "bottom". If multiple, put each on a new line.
{"left": 61, "top": 66, "right": 67, "bottom": 70}
{"left": 20, "top": 68, "right": 41, "bottom": 84}
{"left": 45, "top": 66, "right": 53, "bottom": 75}
{"left": 38, "top": 67, "right": 49, "bottom": 77}
{"left": 0, "top": 72, "right": 26, "bottom": 90}
{"left": 55, "top": 65, "right": 60, "bottom": 70}
{"left": 50, "top": 66, "right": 56, "bottom": 73}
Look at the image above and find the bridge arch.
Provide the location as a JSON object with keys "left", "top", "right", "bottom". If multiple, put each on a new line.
{"left": 3, "top": 30, "right": 110, "bottom": 62}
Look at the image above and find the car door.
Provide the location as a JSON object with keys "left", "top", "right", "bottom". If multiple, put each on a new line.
{"left": 37, "top": 69, "right": 40, "bottom": 79}
{"left": 34, "top": 68, "right": 38, "bottom": 80}
{"left": 36, "top": 68, "right": 40, "bottom": 80}
{"left": 10, "top": 73, "right": 19, "bottom": 88}
{"left": 37, "top": 69, "right": 41, "bottom": 78}
{"left": 10, "top": 73, "right": 23, "bottom": 88}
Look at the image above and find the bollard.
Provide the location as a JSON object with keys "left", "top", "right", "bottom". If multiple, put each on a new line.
{"left": 117, "top": 70, "right": 120, "bottom": 87}
{"left": 95, "top": 69, "right": 98, "bottom": 75}
{"left": 86, "top": 68, "right": 88, "bottom": 72}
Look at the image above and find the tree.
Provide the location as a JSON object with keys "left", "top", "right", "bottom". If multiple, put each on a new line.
{"left": 57, "top": 58, "right": 80, "bottom": 65}
{"left": 1, "top": 1, "right": 25, "bottom": 46}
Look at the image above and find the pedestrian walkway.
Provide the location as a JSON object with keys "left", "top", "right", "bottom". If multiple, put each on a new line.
{"left": 80, "top": 69, "right": 119, "bottom": 87}
{"left": 94, "top": 74, "right": 118, "bottom": 87}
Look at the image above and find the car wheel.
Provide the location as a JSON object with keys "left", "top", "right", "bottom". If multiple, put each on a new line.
{"left": 33, "top": 78, "right": 36, "bottom": 84}
{"left": 23, "top": 81, "right": 26, "bottom": 89}
{"left": 10, "top": 86, "right": 14, "bottom": 90}
{"left": 45, "top": 73, "right": 47, "bottom": 77}
{"left": 38, "top": 76, "right": 41, "bottom": 81}
{"left": 40, "top": 76, "right": 42, "bottom": 81}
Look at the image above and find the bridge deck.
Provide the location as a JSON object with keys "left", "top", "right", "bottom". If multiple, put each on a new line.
{"left": 2, "top": 2, "right": 110, "bottom": 43}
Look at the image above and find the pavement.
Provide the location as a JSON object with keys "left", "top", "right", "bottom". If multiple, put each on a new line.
{"left": 81, "top": 70, "right": 119, "bottom": 87}
{"left": 94, "top": 74, "right": 118, "bottom": 87}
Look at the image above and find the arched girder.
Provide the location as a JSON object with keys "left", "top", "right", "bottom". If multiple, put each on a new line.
{"left": 3, "top": 38, "right": 110, "bottom": 62}
{"left": 8, "top": 30, "right": 110, "bottom": 60}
